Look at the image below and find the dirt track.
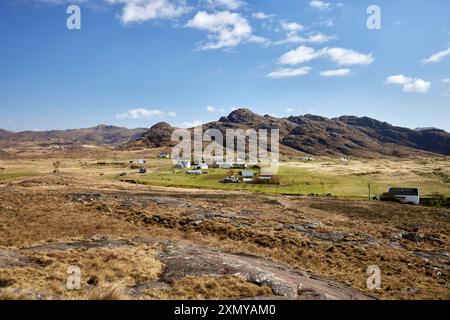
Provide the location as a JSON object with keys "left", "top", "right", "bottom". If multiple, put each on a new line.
{"left": 1, "top": 238, "right": 373, "bottom": 300}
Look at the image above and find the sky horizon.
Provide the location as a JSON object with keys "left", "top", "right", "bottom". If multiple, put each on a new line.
{"left": 0, "top": 0, "right": 449, "bottom": 132}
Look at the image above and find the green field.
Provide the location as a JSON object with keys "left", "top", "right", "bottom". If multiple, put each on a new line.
{"left": 117, "top": 167, "right": 418, "bottom": 198}
{"left": 0, "top": 172, "right": 36, "bottom": 181}
{"left": 114, "top": 157, "right": 450, "bottom": 198}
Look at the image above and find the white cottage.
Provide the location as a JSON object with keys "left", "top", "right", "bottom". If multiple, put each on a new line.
{"left": 175, "top": 159, "right": 191, "bottom": 169}
{"left": 388, "top": 187, "right": 420, "bottom": 205}
{"left": 193, "top": 163, "right": 209, "bottom": 170}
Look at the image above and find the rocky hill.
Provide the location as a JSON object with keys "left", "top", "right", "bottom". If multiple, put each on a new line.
{"left": 125, "top": 108, "right": 450, "bottom": 157}
{"left": 0, "top": 125, "right": 146, "bottom": 148}
{"left": 121, "top": 122, "right": 176, "bottom": 149}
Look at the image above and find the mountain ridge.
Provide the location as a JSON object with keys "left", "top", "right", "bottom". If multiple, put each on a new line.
{"left": 124, "top": 108, "right": 450, "bottom": 157}
{"left": 1, "top": 109, "right": 449, "bottom": 157}
{"left": 0, "top": 125, "right": 146, "bottom": 147}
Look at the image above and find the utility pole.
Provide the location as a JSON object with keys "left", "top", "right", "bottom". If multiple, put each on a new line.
{"left": 368, "top": 183, "right": 371, "bottom": 201}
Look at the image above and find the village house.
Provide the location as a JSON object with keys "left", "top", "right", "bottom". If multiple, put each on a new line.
{"left": 175, "top": 159, "right": 191, "bottom": 169}
{"left": 186, "top": 170, "right": 203, "bottom": 175}
{"left": 215, "top": 161, "right": 233, "bottom": 169}
{"left": 239, "top": 170, "right": 255, "bottom": 178}
{"left": 221, "top": 176, "right": 240, "bottom": 183}
{"left": 192, "top": 163, "right": 209, "bottom": 170}
{"left": 388, "top": 187, "right": 420, "bottom": 205}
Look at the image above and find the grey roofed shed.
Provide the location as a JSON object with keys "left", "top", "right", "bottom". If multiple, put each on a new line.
{"left": 389, "top": 188, "right": 419, "bottom": 196}
{"left": 240, "top": 170, "right": 254, "bottom": 177}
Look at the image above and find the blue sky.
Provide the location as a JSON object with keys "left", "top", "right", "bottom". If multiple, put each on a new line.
{"left": 0, "top": 0, "right": 449, "bottom": 131}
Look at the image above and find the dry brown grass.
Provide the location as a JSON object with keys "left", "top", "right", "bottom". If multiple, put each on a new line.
{"left": 0, "top": 245, "right": 162, "bottom": 300}
{"left": 87, "top": 282, "right": 128, "bottom": 300}
{"left": 0, "top": 151, "right": 448, "bottom": 300}
{"left": 0, "top": 289, "right": 31, "bottom": 300}
{"left": 147, "top": 276, "right": 272, "bottom": 300}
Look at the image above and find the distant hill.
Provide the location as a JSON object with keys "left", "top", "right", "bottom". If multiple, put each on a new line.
{"left": 414, "top": 127, "right": 442, "bottom": 132}
{"left": 0, "top": 125, "right": 146, "bottom": 147}
{"left": 2, "top": 110, "right": 449, "bottom": 157}
{"left": 122, "top": 122, "right": 176, "bottom": 149}
{"left": 124, "top": 109, "right": 450, "bottom": 157}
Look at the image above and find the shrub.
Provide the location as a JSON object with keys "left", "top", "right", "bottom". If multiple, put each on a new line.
{"left": 380, "top": 192, "right": 400, "bottom": 203}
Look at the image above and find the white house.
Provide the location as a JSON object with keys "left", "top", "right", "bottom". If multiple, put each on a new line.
{"left": 176, "top": 159, "right": 191, "bottom": 169}
{"left": 186, "top": 170, "right": 203, "bottom": 175}
{"left": 193, "top": 163, "right": 208, "bottom": 170}
{"left": 216, "top": 161, "right": 233, "bottom": 169}
{"left": 388, "top": 187, "right": 420, "bottom": 205}
{"left": 240, "top": 170, "right": 255, "bottom": 178}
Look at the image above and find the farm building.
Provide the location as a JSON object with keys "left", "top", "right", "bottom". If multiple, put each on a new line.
{"left": 215, "top": 161, "right": 233, "bottom": 169}
{"left": 159, "top": 152, "right": 170, "bottom": 159}
{"left": 193, "top": 163, "right": 209, "bottom": 170}
{"left": 240, "top": 170, "right": 255, "bottom": 178}
{"left": 232, "top": 163, "right": 248, "bottom": 169}
{"left": 186, "top": 170, "right": 203, "bottom": 175}
{"left": 175, "top": 159, "right": 191, "bottom": 169}
{"left": 221, "top": 176, "right": 240, "bottom": 183}
{"left": 388, "top": 187, "right": 420, "bottom": 205}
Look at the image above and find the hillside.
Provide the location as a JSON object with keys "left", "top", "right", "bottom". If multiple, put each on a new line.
{"left": 125, "top": 108, "right": 450, "bottom": 157}
{"left": 0, "top": 125, "right": 146, "bottom": 147}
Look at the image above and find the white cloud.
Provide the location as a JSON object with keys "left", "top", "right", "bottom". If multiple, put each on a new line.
{"left": 309, "top": 0, "right": 331, "bottom": 10}
{"left": 281, "top": 21, "right": 304, "bottom": 32}
{"left": 167, "top": 111, "right": 177, "bottom": 117}
{"left": 385, "top": 74, "right": 431, "bottom": 93}
{"left": 320, "top": 68, "right": 351, "bottom": 77}
{"left": 252, "top": 12, "right": 271, "bottom": 20}
{"left": 276, "top": 19, "right": 335, "bottom": 45}
{"left": 285, "top": 107, "right": 295, "bottom": 112}
{"left": 276, "top": 32, "right": 336, "bottom": 45}
{"left": 422, "top": 47, "right": 450, "bottom": 64}
{"left": 325, "top": 47, "right": 374, "bottom": 65}
{"left": 204, "top": 0, "right": 245, "bottom": 10}
{"left": 31, "top": 0, "right": 88, "bottom": 4}
{"left": 442, "top": 79, "right": 450, "bottom": 83}
{"left": 304, "top": 33, "right": 336, "bottom": 43}
{"left": 108, "top": 0, "right": 190, "bottom": 24}
{"left": 206, "top": 106, "right": 216, "bottom": 112}
{"left": 179, "top": 120, "right": 205, "bottom": 128}
{"left": 115, "top": 108, "right": 166, "bottom": 119}
{"left": 267, "top": 66, "right": 312, "bottom": 79}
{"left": 185, "top": 11, "right": 266, "bottom": 50}
{"left": 442, "top": 91, "right": 450, "bottom": 97}
{"left": 278, "top": 46, "right": 324, "bottom": 65}
{"left": 278, "top": 46, "right": 373, "bottom": 66}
